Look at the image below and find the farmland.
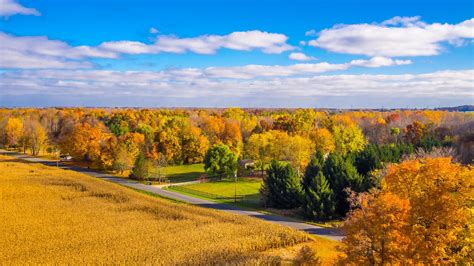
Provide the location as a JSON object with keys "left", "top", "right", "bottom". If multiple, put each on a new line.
{"left": 0, "top": 156, "right": 340, "bottom": 264}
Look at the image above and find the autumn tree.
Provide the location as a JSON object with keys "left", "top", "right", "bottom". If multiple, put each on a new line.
{"left": 245, "top": 132, "right": 273, "bottom": 177}
{"left": 340, "top": 191, "right": 411, "bottom": 265}
{"left": 341, "top": 158, "right": 473, "bottom": 264}
{"left": 309, "top": 128, "right": 335, "bottom": 154}
{"left": 203, "top": 144, "right": 238, "bottom": 178}
{"left": 181, "top": 125, "right": 209, "bottom": 164}
{"left": 23, "top": 120, "right": 47, "bottom": 156}
{"left": 332, "top": 124, "right": 366, "bottom": 156}
{"left": 130, "top": 152, "right": 155, "bottom": 180}
{"left": 199, "top": 115, "right": 225, "bottom": 145}
{"left": 245, "top": 130, "right": 313, "bottom": 172}
{"left": 60, "top": 120, "right": 112, "bottom": 167}
{"left": 261, "top": 160, "right": 302, "bottom": 209}
{"left": 112, "top": 132, "right": 144, "bottom": 174}
{"left": 222, "top": 119, "right": 243, "bottom": 156}
{"left": 4, "top": 117, "right": 23, "bottom": 148}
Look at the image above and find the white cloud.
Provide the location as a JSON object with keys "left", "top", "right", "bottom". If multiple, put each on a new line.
{"left": 381, "top": 16, "right": 426, "bottom": 27}
{"left": 305, "top": 29, "right": 317, "bottom": 37}
{"left": 349, "top": 56, "right": 412, "bottom": 68}
{"left": 1, "top": 30, "right": 295, "bottom": 69}
{"left": 0, "top": 32, "right": 118, "bottom": 69}
{"left": 100, "top": 30, "right": 295, "bottom": 55}
{"left": 205, "top": 56, "right": 410, "bottom": 79}
{"left": 0, "top": 0, "right": 40, "bottom": 17}
{"left": 309, "top": 17, "right": 474, "bottom": 57}
{"left": 1, "top": 69, "right": 472, "bottom": 103}
{"left": 149, "top": 27, "right": 159, "bottom": 34}
{"left": 289, "top": 52, "right": 317, "bottom": 61}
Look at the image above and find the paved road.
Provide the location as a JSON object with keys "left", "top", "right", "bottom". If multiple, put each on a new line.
{"left": 1, "top": 150, "right": 343, "bottom": 241}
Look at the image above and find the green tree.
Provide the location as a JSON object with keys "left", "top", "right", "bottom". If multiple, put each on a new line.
{"left": 130, "top": 153, "right": 154, "bottom": 180}
{"left": 203, "top": 144, "right": 237, "bottom": 178}
{"left": 323, "top": 153, "right": 362, "bottom": 217}
{"left": 302, "top": 151, "right": 335, "bottom": 220}
{"left": 260, "top": 160, "right": 302, "bottom": 209}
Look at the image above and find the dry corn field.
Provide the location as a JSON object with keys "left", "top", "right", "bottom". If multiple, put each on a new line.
{"left": 0, "top": 155, "right": 339, "bottom": 264}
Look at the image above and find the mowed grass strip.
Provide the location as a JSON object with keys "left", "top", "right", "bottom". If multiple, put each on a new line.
{"left": 169, "top": 177, "right": 262, "bottom": 208}
{"left": 163, "top": 163, "right": 205, "bottom": 183}
{"left": 0, "top": 156, "right": 341, "bottom": 264}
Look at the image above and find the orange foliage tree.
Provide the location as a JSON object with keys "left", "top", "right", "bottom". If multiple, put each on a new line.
{"left": 341, "top": 157, "right": 473, "bottom": 264}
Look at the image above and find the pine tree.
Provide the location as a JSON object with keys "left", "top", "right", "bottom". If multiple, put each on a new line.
{"left": 302, "top": 151, "right": 335, "bottom": 220}
{"left": 323, "top": 153, "right": 362, "bottom": 217}
{"left": 261, "top": 160, "right": 302, "bottom": 209}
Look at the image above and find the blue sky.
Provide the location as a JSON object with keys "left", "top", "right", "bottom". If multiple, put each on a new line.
{"left": 0, "top": 0, "right": 473, "bottom": 108}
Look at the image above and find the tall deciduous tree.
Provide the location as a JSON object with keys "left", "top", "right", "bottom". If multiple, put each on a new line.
{"left": 130, "top": 152, "right": 155, "bottom": 180}
{"left": 333, "top": 124, "right": 366, "bottom": 156}
{"left": 309, "top": 128, "right": 335, "bottom": 155}
{"left": 5, "top": 117, "right": 23, "bottom": 148}
{"left": 341, "top": 157, "right": 473, "bottom": 264}
{"left": 23, "top": 120, "right": 47, "bottom": 156}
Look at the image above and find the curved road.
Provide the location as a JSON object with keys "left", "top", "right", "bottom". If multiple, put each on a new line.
{"left": 1, "top": 150, "right": 343, "bottom": 241}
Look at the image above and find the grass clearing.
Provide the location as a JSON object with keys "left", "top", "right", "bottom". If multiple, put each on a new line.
{"left": 163, "top": 163, "right": 205, "bottom": 183}
{"left": 168, "top": 177, "right": 262, "bottom": 209}
{"left": 0, "top": 155, "right": 340, "bottom": 264}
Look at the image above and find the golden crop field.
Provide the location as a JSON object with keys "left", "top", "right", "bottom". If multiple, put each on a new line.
{"left": 0, "top": 155, "right": 340, "bottom": 264}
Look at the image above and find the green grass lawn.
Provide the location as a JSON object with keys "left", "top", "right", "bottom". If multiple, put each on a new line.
{"left": 163, "top": 163, "right": 205, "bottom": 183}
{"left": 168, "top": 177, "right": 263, "bottom": 209}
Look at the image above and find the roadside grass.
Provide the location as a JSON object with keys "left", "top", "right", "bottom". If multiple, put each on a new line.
{"left": 162, "top": 163, "right": 205, "bottom": 183}
{"left": 168, "top": 177, "right": 262, "bottom": 209}
{"left": 0, "top": 155, "right": 342, "bottom": 264}
{"left": 169, "top": 177, "right": 343, "bottom": 227}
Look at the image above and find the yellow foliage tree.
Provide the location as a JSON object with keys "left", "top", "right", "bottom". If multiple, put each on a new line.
{"left": 309, "top": 128, "right": 335, "bottom": 155}
{"left": 341, "top": 192, "right": 411, "bottom": 265}
{"left": 5, "top": 117, "right": 23, "bottom": 147}
{"left": 341, "top": 158, "right": 473, "bottom": 264}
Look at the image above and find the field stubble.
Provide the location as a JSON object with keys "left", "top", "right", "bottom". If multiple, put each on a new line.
{"left": 0, "top": 156, "right": 339, "bottom": 264}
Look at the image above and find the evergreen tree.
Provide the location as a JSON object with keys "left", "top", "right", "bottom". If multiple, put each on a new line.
{"left": 261, "top": 160, "right": 302, "bottom": 209}
{"left": 323, "top": 153, "right": 362, "bottom": 217}
{"left": 302, "top": 151, "right": 335, "bottom": 220}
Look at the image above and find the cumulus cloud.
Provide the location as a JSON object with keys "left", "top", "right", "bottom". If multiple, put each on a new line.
{"left": 0, "top": 0, "right": 40, "bottom": 17}
{"left": 309, "top": 17, "right": 474, "bottom": 57}
{"left": 289, "top": 52, "right": 317, "bottom": 61}
{"left": 1, "top": 30, "right": 295, "bottom": 69}
{"left": 100, "top": 30, "right": 295, "bottom": 55}
{"left": 0, "top": 32, "right": 117, "bottom": 69}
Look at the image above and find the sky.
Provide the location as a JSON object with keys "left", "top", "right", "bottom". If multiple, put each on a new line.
{"left": 0, "top": 0, "right": 473, "bottom": 108}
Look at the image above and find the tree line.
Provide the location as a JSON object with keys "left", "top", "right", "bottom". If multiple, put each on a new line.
{"left": 0, "top": 107, "right": 472, "bottom": 263}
